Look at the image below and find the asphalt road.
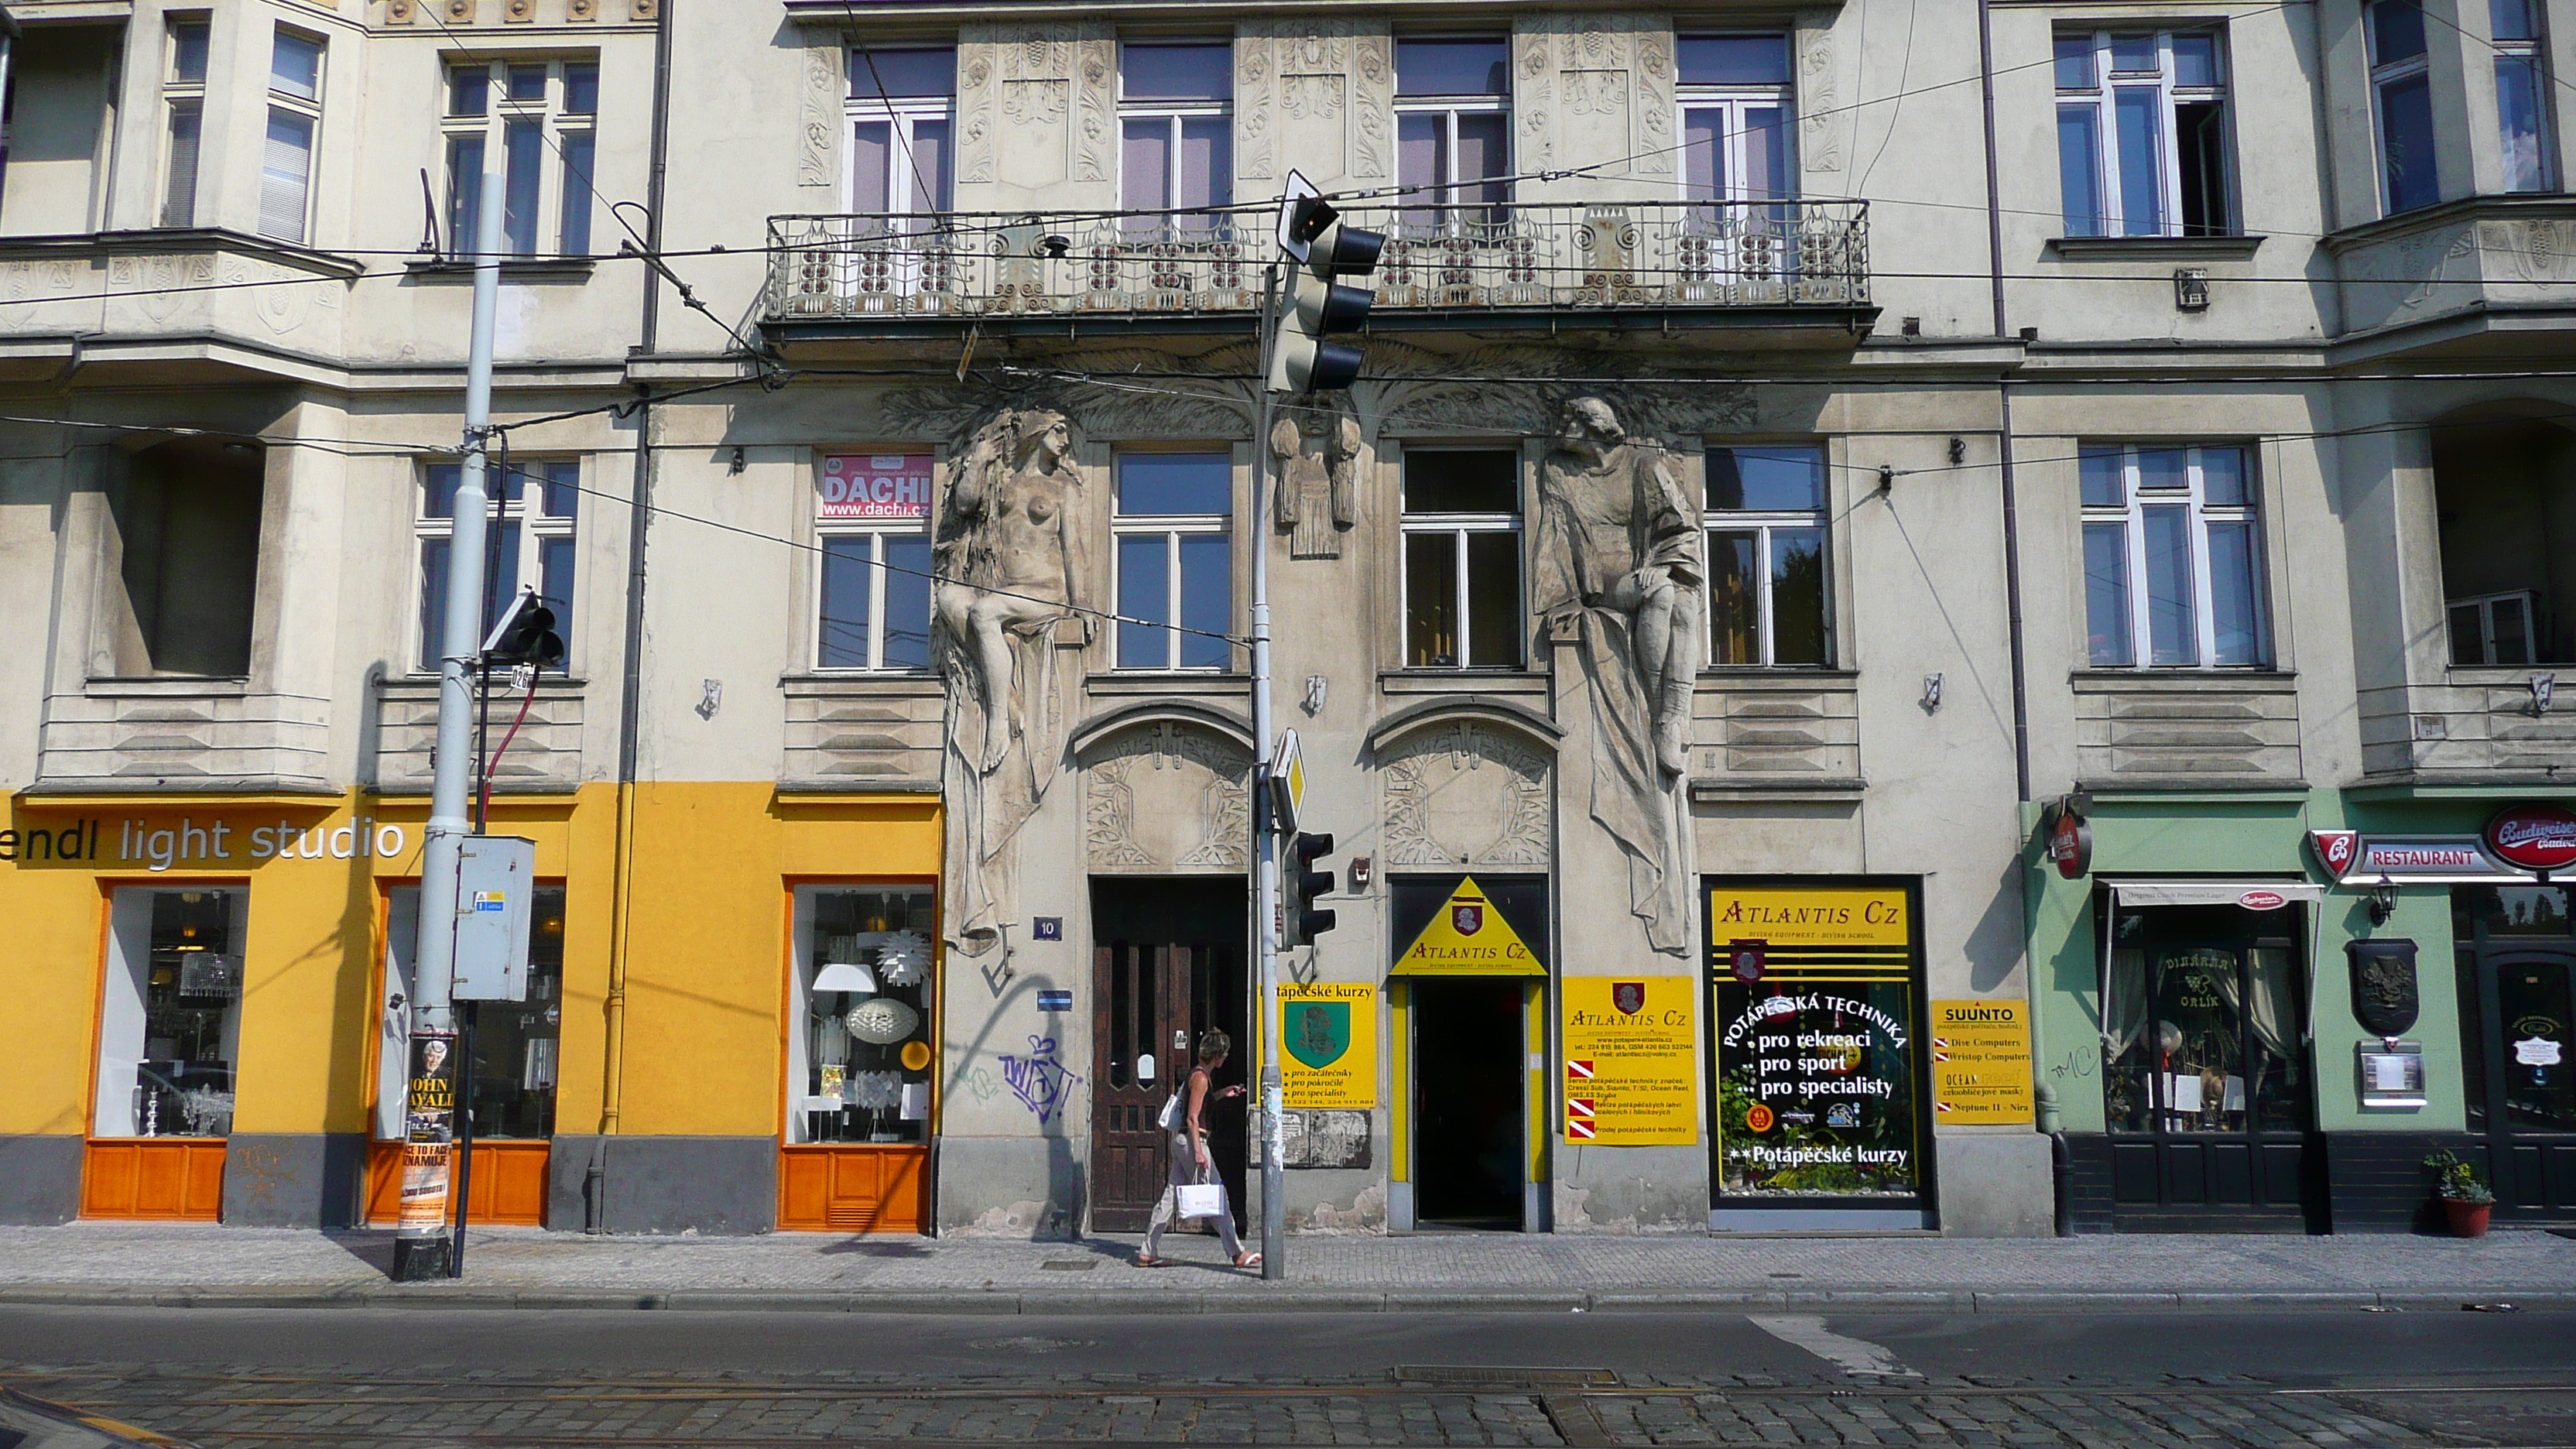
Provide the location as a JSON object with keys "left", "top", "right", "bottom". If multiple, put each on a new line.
{"left": 5, "top": 1304, "right": 2574, "bottom": 1447}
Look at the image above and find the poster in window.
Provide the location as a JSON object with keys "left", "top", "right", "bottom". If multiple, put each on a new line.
{"left": 1708, "top": 882, "right": 1924, "bottom": 1200}
{"left": 819, "top": 453, "right": 933, "bottom": 520}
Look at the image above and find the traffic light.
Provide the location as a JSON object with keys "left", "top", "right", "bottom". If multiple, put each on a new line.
{"left": 1268, "top": 194, "right": 1382, "bottom": 395}
{"left": 485, "top": 594, "right": 564, "bottom": 670}
{"left": 1286, "top": 831, "right": 1338, "bottom": 947}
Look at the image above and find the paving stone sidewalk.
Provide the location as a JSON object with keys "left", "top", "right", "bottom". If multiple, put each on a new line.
{"left": 1, "top": 1223, "right": 2570, "bottom": 1312}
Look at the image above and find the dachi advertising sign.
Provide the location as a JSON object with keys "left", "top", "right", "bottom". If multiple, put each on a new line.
{"left": 818, "top": 453, "right": 933, "bottom": 520}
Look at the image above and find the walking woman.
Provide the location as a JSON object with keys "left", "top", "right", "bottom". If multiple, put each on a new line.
{"left": 1136, "top": 1029, "right": 1260, "bottom": 1269}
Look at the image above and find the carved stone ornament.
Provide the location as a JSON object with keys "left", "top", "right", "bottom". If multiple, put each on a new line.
{"left": 798, "top": 45, "right": 838, "bottom": 188}
{"left": 1083, "top": 722, "right": 1252, "bottom": 872}
{"left": 2346, "top": 939, "right": 2422, "bottom": 1039}
{"left": 937, "top": 407, "right": 1085, "bottom": 959}
{"left": 1381, "top": 721, "right": 1551, "bottom": 869}
{"left": 1271, "top": 399, "right": 1362, "bottom": 559}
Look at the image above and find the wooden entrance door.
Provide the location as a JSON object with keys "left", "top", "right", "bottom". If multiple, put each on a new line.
{"left": 2466, "top": 946, "right": 2576, "bottom": 1218}
{"left": 1092, "top": 940, "right": 1193, "bottom": 1232}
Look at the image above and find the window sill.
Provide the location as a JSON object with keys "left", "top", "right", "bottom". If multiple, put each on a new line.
{"left": 2444, "top": 665, "right": 2567, "bottom": 683}
{"left": 404, "top": 256, "right": 598, "bottom": 283}
{"left": 1380, "top": 670, "right": 1545, "bottom": 694}
{"left": 2068, "top": 668, "right": 2295, "bottom": 686}
{"left": 385, "top": 673, "right": 589, "bottom": 690}
{"left": 2049, "top": 234, "right": 2266, "bottom": 261}
{"left": 1085, "top": 673, "right": 1251, "bottom": 697}
{"left": 779, "top": 670, "right": 940, "bottom": 687}
{"left": 1697, "top": 666, "right": 1856, "bottom": 682}
{"left": 81, "top": 676, "right": 253, "bottom": 697}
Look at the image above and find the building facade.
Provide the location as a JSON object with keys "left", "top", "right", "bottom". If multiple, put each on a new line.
{"left": 0, "top": 0, "right": 2567, "bottom": 1238}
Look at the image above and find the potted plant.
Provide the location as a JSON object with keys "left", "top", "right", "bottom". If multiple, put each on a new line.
{"left": 2424, "top": 1149, "right": 2496, "bottom": 1238}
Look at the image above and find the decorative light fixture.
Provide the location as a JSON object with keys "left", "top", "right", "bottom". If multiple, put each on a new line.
{"left": 847, "top": 996, "right": 920, "bottom": 1045}
{"left": 1040, "top": 234, "right": 1072, "bottom": 258}
{"left": 812, "top": 962, "right": 875, "bottom": 995}
{"left": 2533, "top": 673, "right": 2556, "bottom": 715}
{"left": 874, "top": 930, "right": 930, "bottom": 987}
{"left": 2368, "top": 872, "right": 2399, "bottom": 927}
{"left": 1922, "top": 673, "right": 1944, "bottom": 711}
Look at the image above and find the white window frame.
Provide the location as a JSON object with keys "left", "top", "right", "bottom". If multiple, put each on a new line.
{"left": 1112, "top": 451, "right": 1233, "bottom": 673}
{"left": 414, "top": 457, "right": 578, "bottom": 675}
{"left": 259, "top": 26, "right": 324, "bottom": 245}
{"left": 442, "top": 57, "right": 598, "bottom": 259}
{"left": 2054, "top": 28, "right": 2232, "bottom": 239}
{"left": 159, "top": 16, "right": 209, "bottom": 228}
{"left": 814, "top": 519, "right": 933, "bottom": 673}
{"left": 2491, "top": 0, "right": 2554, "bottom": 194}
{"left": 1116, "top": 42, "right": 1231, "bottom": 227}
{"left": 1395, "top": 41, "right": 1512, "bottom": 230}
{"left": 1398, "top": 449, "right": 1523, "bottom": 671}
{"left": 2080, "top": 443, "right": 2267, "bottom": 671}
{"left": 2369, "top": 0, "right": 2438, "bottom": 214}
{"left": 846, "top": 50, "right": 952, "bottom": 217}
{"left": 1703, "top": 444, "right": 1831, "bottom": 669}
{"left": 1676, "top": 36, "right": 1796, "bottom": 206}
{"left": 2449, "top": 589, "right": 2543, "bottom": 666}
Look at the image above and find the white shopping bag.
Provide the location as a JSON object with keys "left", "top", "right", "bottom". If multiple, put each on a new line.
{"left": 1176, "top": 1182, "right": 1224, "bottom": 1219}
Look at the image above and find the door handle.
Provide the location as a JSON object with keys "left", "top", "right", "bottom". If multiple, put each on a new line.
{"left": 1172, "top": 1028, "right": 1188, "bottom": 1057}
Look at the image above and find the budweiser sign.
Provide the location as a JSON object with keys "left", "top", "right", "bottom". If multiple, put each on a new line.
{"left": 2485, "top": 803, "right": 2576, "bottom": 875}
{"left": 2308, "top": 830, "right": 2358, "bottom": 878}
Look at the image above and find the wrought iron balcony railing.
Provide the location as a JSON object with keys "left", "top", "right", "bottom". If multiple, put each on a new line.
{"left": 763, "top": 199, "right": 1869, "bottom": 324}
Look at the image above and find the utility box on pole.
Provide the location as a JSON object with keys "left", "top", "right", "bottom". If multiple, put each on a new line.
{"left": 451, "top": 836, "right": 536, "bottom": 1003}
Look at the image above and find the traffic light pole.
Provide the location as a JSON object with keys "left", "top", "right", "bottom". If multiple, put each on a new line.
{"left": 1252, "top": 262, "right": 1284, "bottom": 1283}
{"left": 391, "top": 135, "right": 509, "bottom": 1283}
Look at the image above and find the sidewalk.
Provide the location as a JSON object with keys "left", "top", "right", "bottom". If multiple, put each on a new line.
{"left": 1, "top": 1222, "right": 2570, "bottom": 1314}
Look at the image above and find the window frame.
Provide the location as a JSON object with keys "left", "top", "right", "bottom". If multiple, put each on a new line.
{"left": 1676, "top": 33, "right": 1797, "bottom": 207}
{"left": 2491, "top": 0, "right": 2554, "bottom": 194}
{"left": 846, "top": 46, "right": 954, "bottom": 218}
{"left": 414, "top": 457, "right": 579, "bottom": 675}
{"left": 1115, "top": 41, "right": 1233, "bottom": 227}
{"left": 2054, "top": 27, "right": 2234, "bottom": 239}
{"left": 159, "top": 16, "right": 210, "bottom": 228}
{"left": 1702, "top": 442, "right": 1833, "bottom": 669}
{"left": 2448, "top": 588, "right": 2543, "bottom": 667}
{"left": 1111, "top": 449, "right": 1235, "bottom": 673}
{"left": 442, "top": 56, "right": 600, "bottom": 259}
{"left": 813, "top": 450, "right": 936, "bottom": 675}
{"left": 2368, "top": 0, "right": 2441, "bottom": 214}
{"left": 2078, "top": 442, "right": 2269, "bottom": 671}
{"left": 1395, "top": 37, "right": 1513, "bottom": 228}
{"left": 259, "top": 26, "right": 325, "bottom": 245}
{"left": 1397, "top": 446, "right": 1524, "bottom": 671}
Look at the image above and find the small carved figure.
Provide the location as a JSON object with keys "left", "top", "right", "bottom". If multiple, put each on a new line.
{"left": 1271, "top": 400, "right": 1362, "bottom": 558}
{"left": 1535, "top": 396, "right": 1704, "bottom": 955}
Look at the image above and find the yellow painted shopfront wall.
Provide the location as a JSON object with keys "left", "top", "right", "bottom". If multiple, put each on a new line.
{"left": 0, "top": 785, "right": 939, "bottom": 1158}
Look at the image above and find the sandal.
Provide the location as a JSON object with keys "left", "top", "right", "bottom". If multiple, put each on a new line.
{"left": 1134, "top": 1255, "right": 1168, "bottom": 1267}
{"left": 1232, "top": 1251, "right": 1262, "bottom": 1269}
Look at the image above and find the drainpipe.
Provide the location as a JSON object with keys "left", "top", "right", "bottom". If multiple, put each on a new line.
{"left": 587, "top": 0, "right": 676, "bottom": 1237}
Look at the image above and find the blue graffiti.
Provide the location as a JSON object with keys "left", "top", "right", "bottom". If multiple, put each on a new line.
{"left": 999, "top": 1034, "right": 1084, "bottom": 1125}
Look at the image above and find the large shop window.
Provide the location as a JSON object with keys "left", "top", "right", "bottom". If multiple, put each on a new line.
{"left": 374, "top": 885, "right": 565, "bottom": 1140}
{"left": 96, "top": 888, "right": 247, "bottom": 1139}
{"left": 1396, "top": 39, "right": 1510, "bottom": 230}
{"left": 2369, "top": 0, "right": 2440, "bottom": 214}
{"left": 1402, "top": 448, "right": 1523, "bottom": 669}
{"left": 416, "top": 460, "right": 577, "bottom": 673}
{"left": 1679, "top": 34, "right": 1794, "bottom": 208}
{"left": 1705, "top": 444, "right": 1830, "bottom": 666}
{"left": 2079, "top": 442, "right": 2266, "bottom": 669}
{"left": 1118, "top": 43, "right": 1231, "bottom": 231}
{"left": 1113, "top": 451, "right": 1233, "bottom": 671}
{"left": 445, "top": 55, "right": 599, "bottom": 257}
{"left": 817, "top": 452, "right": 934, "bottom": 672}
{"left": 2054, "top": 28, "right": 2232, "bottom": 238}
{"left": 106, "top": 438, "right": 265, "bottom": 679}
{"left": 789, "top": 887, "right": 937, "bottom": 1146}
{"left": 2101, "top": 906, "right": 2306, "bottom": 1138}
{"left": 849, "top": 46, "right": 953, "bottom": 218}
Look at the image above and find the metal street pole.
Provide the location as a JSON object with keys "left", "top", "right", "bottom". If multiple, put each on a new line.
{"left": 391, "top": 137, "right": 509, "bottom": 1283}
{"left": 1252, "top": 262, "right": 1284, "bottom": 1281}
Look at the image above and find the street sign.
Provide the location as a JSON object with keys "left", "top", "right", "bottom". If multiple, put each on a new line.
{"left": 1275, "top": 169, "right": 1322, "bottom": 262}
{"left": 1271, "top": 728, "right": 1307, "bottom": 834}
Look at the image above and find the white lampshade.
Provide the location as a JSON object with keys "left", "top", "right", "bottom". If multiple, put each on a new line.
{"left": 813, "top": 962, "right": 876, "bottom": 995}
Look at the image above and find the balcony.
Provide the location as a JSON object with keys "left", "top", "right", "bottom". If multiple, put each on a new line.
{"left": 762, "top": 200, "right": 1872, "bottom": 348}
{"left": 0, "top": 229, "right": 360, "bottom": 382}
{"left": 2324, "top": 196, "right": 2576, "bottom": 359}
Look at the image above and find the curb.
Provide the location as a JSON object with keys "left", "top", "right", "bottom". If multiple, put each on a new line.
{"left": 5, "top": 1285, "right": 2576, "bottom": 1315}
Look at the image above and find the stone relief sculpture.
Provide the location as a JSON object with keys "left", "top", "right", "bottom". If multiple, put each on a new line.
{"left": 1533, "top": 397, "right": 1703, "bottom": 955}
{"left": 937, "top": 407, "right": 1084, "bottom": 959}
{"left": 1270, "top": 401, "right": 1362, "bottom": 559}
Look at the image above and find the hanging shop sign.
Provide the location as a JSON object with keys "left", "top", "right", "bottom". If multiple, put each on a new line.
{"left": 1279, "top": 981, "right": 1376, "bottom": 1109}
{"left": 817, "top": 453, "right": 933, "bottom": 520}
{"left": 2321, "top": 834, "right": 2536, "bottom": 885}
{"left": 2046, "top": 803, "right": 2092, "bottom": 880}
{"left": 1389, "top": 875, "right": 1547, "bottom": 976}
{"left": 2485, "top": 803, "right": 2576, "bottom": 875}
{"left": 1560, "top": 976, "right": 1697, "bottom": 1145}
{"left": 1928, "top": 999, "right": 2033, "bottom": 1125}
{"left": 2308, "top": 830, "right": 2359, "bottom": 879}
{"left": 1708, "top": 882, "right": 1925, "bottom": 1201}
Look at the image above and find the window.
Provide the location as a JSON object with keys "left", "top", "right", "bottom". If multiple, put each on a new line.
{"left": 1119, "top": 43, "right": 1231, "bottom": 231}
{"left": 2079, "top": 444, "right": 2266, "bottom": 669}
{"left": 416, "top": 460, "right": 577, "bottom": 673}
{"left": 1704, "top": 444, "right": 1830, "bottom": 666}
{"left": 2054, "top": 29, "right": 2232, "bottom": 238}
{"left": 1401, "top": 448, "right": 1522, "bottom": 668}
{"left": 2451, "top": 591, "right": 2542, "bottom": 666}
{"left": 816, "top": 452, "right": 935, "bottom": 672}
{"left": 161, "top": 19, "right": 209, "bottom": 228}
{"left": 788, "top": 886, "right": 937, "bottom": 1146}
{"left": 1396, "top": 39, "right": 1510, "bottom": 228}
{"left": 849, "top": 46, "right": 953, "bottom": 218}
{"left": 445, "top": 57, "right": 598, "bottom": 258}
{"left": 1679, "top": 35, "right": 1793, "bottom": 207}
{"left": 96, "top": 888, "right": 247, "bottom": 1139}
{"left": 1114, "top": 452, "right": 1233, "bottom": 670}
{"left": 2492, "top": 0, "right": 2552, "bottom": 193}
{"left": 2370, "top": 0, "right": 2440, "bottom": 213}
{"left": 260, "top": 29, "right": 323, "bottom": 244}
{"left": 375, "top": 885, "right": 563, "bottom": 1142}
{"left": 108, "top": 438, "right": 263, "bottom": 678}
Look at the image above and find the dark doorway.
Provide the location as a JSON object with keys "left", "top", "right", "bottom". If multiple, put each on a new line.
{"left": 2454, "top": 886, "right": 2576, "bottom": 1220}
{"left": 1411, "top": 976, "right": 1525, "bottom": 1229}
{"left": 1089, "top": 878, "right": 1246, "bottom": 1235}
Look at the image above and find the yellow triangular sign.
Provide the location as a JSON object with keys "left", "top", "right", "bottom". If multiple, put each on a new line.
{"left": 1391, "top": 876, "right": 1547, "bottom": 976}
